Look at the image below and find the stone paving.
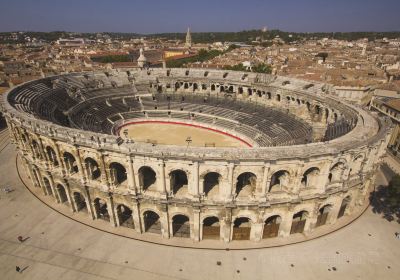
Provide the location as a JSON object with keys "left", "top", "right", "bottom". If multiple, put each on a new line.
{"left": 0, "top": 133, "right": 399, "bottom": 280}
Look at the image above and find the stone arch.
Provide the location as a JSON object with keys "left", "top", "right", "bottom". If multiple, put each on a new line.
{"left": 84, "top": 157, "right": 101, "bottom": 180}
{"left": 232, "top": 217, "right": 251, "bottom": 240}
{"left": 203, "top": 172, "right": 221, "bottom": 198}
{"left": 56, "top": 183, "right": 68, "bottom": 203}
{"left": 172, "top": 214, "right": 190, "bottom": 238}
{"left": 73, "top": 191, "right": 87, "bottom": 212}
{"left": 46, "top": 146, "right": 58, "bottom": 166}
{"left": 266, "top": 92, "right": 271, "bottom": 99}
{"left": 143, "top": 210, "right": 161, "bottom": 234}
{"left": 42, "top": 177, "right": 53, "bottom": 196}
{"left": 94, "top": 197, "right": 110, "bottom": 221}
{"left": 269, "top": 170, "right": 290, "bottom": 192}
{"left": 301, "top": 167, "right": 320, "bottom": 188}
{"left": 174, "top": 82, "right": 180, "bottom": 90}
{"left": 170, "top": 169, "right": 188, "bottom": 196}
{"left": 138, "top": 166, "right": 157, "bottom": 191}
{"left": 202, "top": 216, "right": 220, "bottom": 240}
{"left": 276, "top": 94, "right": 281, "bottom": 102}
{"left": 235, "top": 172, "right": 256, "bottom": 198}
{"left": 31, "top": 140, "right": 41, "bottom": 159}
{"left": 290, "top": 210, "right": 308, "bottom": 234}
{"left": 63, "top": 152, "right": 78, "bottom": 174}
{"left": 211, "top": 84, "right": 216, "bottom": 91}
{"left": 338, "top": 196, "right": 351, "bottom": 219}
{"left": 32, "top": 168, "right": 41, "bottom": 188}
{"left": 350, "top": 154, "right": 364, "bottom": 175}
{"left": 316, "top": 204, "right": 332, "bottom": 227}
{"left": 329, "top": 161, "right": 346, "bottom": 182}
{"left": 109, "top": 162, "right": 127, "bottom": 186}
{"left": 263, "top": 215, "right": 281, "bottom": 238}
{"left": 116, "top": 204, "right": 134, "bottom": 228}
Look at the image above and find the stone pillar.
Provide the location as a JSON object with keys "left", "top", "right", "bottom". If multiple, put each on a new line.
{"left": 46, "top": 172, "right": 59, "bottom": 202}
{"left": 192, "top": 208, "right": 201, "bottom": 242}
{"left": 279, "top": 212, "right": 293, "bottom": 237}
{"left": 251, "top": 222, "right": 263, "bottom": 242}
{"left": 221, "top": 208, "right": 232, "bottom": 242}
{"left": 192, "top": 161, "right": 199, "bottom": 196}
{"left": 160, "top": 203, "right": 170, "bottom": 238}
{"left": 99, "top": 153, "right": 110, "bottom": 188}
{"left": 259, "top": 164, "right": 270, "bottom": 198}
{"left": 127, "top": 156, "right": 137, "bottom": 192}
{"left": 64, "top": 182, "right": 75, "bottom": 213}
{"left": 84, "top": 186, "right": 95, "bottom": 220}
{"left": 54, "top": 144, "right": 66, "bottom": 177}
{"left": 226, "top": 163, "right": 234, "bottom": 200}
{"left": 132, "top": 200, "right": 142, "bottom": 233}
{"left": 74, "top": 146, "right": 86, "bottom": 184}
{"left": 160, "top": 160, "right": 167, "bottom": 194}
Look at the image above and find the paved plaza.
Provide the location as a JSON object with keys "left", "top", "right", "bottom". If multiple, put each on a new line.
{"left": 0, "top": 131, "right": 399, "bottom": 280}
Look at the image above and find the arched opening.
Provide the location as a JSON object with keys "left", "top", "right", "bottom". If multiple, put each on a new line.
{"left": 203, "top": 172, "right": 220, "bottom": 198}
{"left": 73, "top": 192, "right": 87, "bottom": 212}
{"left": 269, "top": 170, "right": 290, "bottom": 192}
{"left": 143, "top": 210, "right": 161, "bottom": 234}
{"left": 263, "top": 215, "right": 281, "bottom": 238}
{"left": 266, "top": 92, "right": 271, "bottom": 99}
{"left": 56, "top": 184, "right": 68, "bottom": 203}
{"left": 31, "top": 140, "right": 41, "bottom": 159}
{"left": 174, "top": 82, "right": 180, "bottom": 90}
{"left": 337, "top": 196, "right": 351, "bottom": 219}
{"left": 202, "top": 216, "right": 220, "bottom": 240}
{"left": 43, "top": 177, "right": 52, "bottom": 196}
{"left": 94, "top": 198, "right": 110, "bottom": 222}
{"left": 46, "top": 146, "right": 58, "bottom": 166}
{"left": 211, "top": 84, "right": 216, "bottom": 91}
{"left": 232, "top": 217, "right": 251, "bottom": 240}
{"left": 32, "top": 169, "right": 41, "bottom": 188}
{"left": 84, "top": 157, "right": 101, "bottom": 180}
{"left": 138, "top": 166, "right": 156, "bottom": 191}
{"left": 172, "top": 214, "right": 190, "bottom": 238}
{"left": 235, "top": 172, "right": 256, "bottom": 198}
{"left": 109, "top": 162, "right": 127, "bottom": 186}
{"left": 316, "top": 204, "right": 332, "bottom": 227}
{"left": 117, "top": 204, "right": 134, "bottom": 228}
{"left": 276, "top": 94, "right": 281, "bottom": 102}
{"left": 301, "top": 167, "right": 320, "bottom": 188}
{"left": 290, "top": 211, "right": 308, "bottom": 234}
{"left": 170, "top": 170, "right": 188, "bottom": 196}
{"left": 63, "top": 152, "right": 78, "bottom": 174}
{"left": 329, "top": 162, "right": 345, "bottom": 183}
{"left": 193, "top": 83, "right": 198, "bottom": 91}
{"left": 238, "top": 87, "right": 243, "bottom": 94}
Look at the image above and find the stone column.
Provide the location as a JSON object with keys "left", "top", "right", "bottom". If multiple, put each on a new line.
{"left": 46, "top": 172, "right": 59, "bottom": 202}
{"left": 74, "top": 146, "right": 86, "bottom": 184}
{"left": 259, "top": 164, "right": 270, "bottom": 198}
{"left": 132, "top": 199, "right": 142, "bottom": 233}
{"left": 279, "top": 212, "right": 293, "bottom": 237}
{"left": 251, "top": 221, "right": 263, "bottom": 242}
{"left": 99, "top": 153, "right": 110, "bottom": 189}
{"left": 84, "top": 186, "right": 95, "bottom": 220}
{"left": 226, "top": 163, "right": 234, "bottom": 200}
{"left": 192, "top": 208, "right": 201, "bottom": 242}
{"left": 54, "top": 144, "right": 66, "bottom": 177}
{"left": 221, "top": 208, "right": 232, "bottom": 242}
{"left": 160, "top": 203, "right": 170, "bottom": 238}
{"left": 159, "top": 160, "right": 167, "bottom": 194}
{"left": 126, "top": 156, "right": 136, "bottom": 193}
{"left": 64, "top": 182, "right": 75, "bottom": 213}
{"left": 192, "top": 161, "right": 199, "bottom": 196}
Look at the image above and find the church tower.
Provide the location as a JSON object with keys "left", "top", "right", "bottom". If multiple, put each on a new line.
{"left": 185, "top": 27, "right": 192, "bottom": 49}
{"left": 137, "top": 48, "right": 147, "bottom": 68}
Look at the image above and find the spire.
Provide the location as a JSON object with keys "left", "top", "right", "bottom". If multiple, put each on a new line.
{"left": 137, "top": 48, "right": 147, "bottom": 68}
{"left": 185, "top": 27, "right": 192, "bottom": 48}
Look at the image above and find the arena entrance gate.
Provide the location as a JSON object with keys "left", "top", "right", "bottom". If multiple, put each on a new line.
{"left": 202, "top": 216, "right": 220, "bottom": 239}
{"left": 290, "top": 211, "right": 308, "bottom": 234}
{"left": 337, "top": 196, "right": 351, "bottom": 219}
{"left": 172, "top": 215, "right": 190, "bottom": 238}
{"left": 232, "top": 217, "right": 251, "bottom": 240}
{"left": 73, "top": 192, "right": 87, "bottom": 212}
{"left": 117, "top": 204, "right": 134, "bottom": 229}
{"left": 143, "top": 211, "right": 161, "bottom": 234}
{"left": 263, "top": 215, "right": 281, "bottom": 239}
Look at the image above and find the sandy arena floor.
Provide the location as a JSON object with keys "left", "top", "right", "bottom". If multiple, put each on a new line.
{"left": 119, "top": 122, "right": 250, "bottom": 148}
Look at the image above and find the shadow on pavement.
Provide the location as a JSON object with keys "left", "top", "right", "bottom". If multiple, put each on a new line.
{"left": 369, "top": 185, "right": 400, "bottom": 223}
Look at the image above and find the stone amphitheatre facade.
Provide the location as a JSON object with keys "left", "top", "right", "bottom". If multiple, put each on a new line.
{"left": 0, "top": 68, "right": 392, "bottom": 244}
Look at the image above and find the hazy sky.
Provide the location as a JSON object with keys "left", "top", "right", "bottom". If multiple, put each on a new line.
{"left": 0, "top": 0, "right": 399, "bottom": 33}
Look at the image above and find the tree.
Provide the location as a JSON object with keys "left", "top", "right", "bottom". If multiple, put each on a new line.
{"left": 370, "top": 174, "right": 400, "bottom": 223}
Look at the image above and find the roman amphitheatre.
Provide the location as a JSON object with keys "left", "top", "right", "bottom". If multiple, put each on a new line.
{"left": 0, "top": 68, "right": 392, "bottom": 247}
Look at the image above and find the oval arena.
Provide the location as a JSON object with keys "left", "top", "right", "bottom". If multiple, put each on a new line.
{"left": 0, "top": 68, "right": 392, "bottom": 246}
